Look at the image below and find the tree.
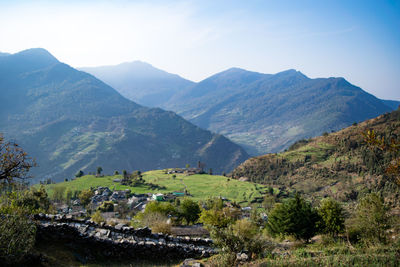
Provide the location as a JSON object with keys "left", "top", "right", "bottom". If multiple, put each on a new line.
{"left": 78, "top": 189, "right": 94, "bottom": 207}
{"left": 96, "top": 166, "right": 103, "bottom": 176}
{"left": 317, "top": 198, "right": 345, "bottom": 238}
{"left": 180, "top": 198, "right": 201, "bottom": 224}
{"left": 267, "top": 194, "right": 320, "bottom": 242}
{"left": 0, "top": 134, "right": 35, "bottom": 184}
{"left": 363, "top": 129, "right": 400, "bottom": 185}
{"left": 75, "top": 170, "right": 84, "bottom": 178}
{"left": 351, "top": 193, "right": 391, "bottom": 244}
{"left": 114, "top": 170, "right": 119, "bottom": 175}
{"left": 52, "top": 186, "right": 66, "bottom": 202}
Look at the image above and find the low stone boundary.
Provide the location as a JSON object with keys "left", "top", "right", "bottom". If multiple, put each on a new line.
{"left": 33, "top": 213, "right": 215, "bottom": 261}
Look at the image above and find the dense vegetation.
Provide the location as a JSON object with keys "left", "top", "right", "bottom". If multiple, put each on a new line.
{"left": 0, "top": 49, "right": 248, "bottom": 183}
{"left": 232, "top": 108, "right": 400, "bottom": 207}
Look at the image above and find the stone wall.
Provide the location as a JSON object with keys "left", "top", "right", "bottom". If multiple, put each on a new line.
{"left": 33, "top": 213, "right": 215, "bottom": 261}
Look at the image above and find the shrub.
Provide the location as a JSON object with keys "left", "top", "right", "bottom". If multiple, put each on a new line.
{"left": 210, "top": 219, "right": 273, "bottom": 262}
{"left": 0, "top": 189, "right": 42, "bottom": 264}
{"left": 98, "top": 201, "right": 114, "bottom": 212}
{"left": 0, "top": 213, "right": 36, "bottom": 264}
{"left": 91, "top": 210, "right": 105, "bottom": 224}
{"left": 139, "top": 212, "right": 171, "bottom": 234}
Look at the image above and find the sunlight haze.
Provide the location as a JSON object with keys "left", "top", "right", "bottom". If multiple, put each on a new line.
{"left": 0, "top": 0, "right": 399, "bottom": 100}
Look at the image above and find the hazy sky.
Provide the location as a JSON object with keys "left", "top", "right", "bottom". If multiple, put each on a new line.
{"left": 0, "top": 0, "right": 399, "bottom": 100}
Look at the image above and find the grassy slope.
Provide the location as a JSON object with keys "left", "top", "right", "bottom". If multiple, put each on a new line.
{"left": 232, "top": 109, "right": 400, "bottom": 206}
{"left": 43, "top": 170, "right": 269, "bottom": 205}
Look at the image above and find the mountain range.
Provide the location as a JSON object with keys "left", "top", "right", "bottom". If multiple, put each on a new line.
{"left": 84, "top": 64, "right": 398, "bottom": 155}
{"left": 80, "top": 62, "right": 194, "bottom": 107}
{"left": 0, "top": 48, "right": 249, "bottom": 183}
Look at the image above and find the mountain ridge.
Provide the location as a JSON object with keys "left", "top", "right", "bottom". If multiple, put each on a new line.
{"left": 80, "top": 61, "right": 194, "bottom": 107}
{"left": 0, "top": 48, "right": 249, "bottom": 182}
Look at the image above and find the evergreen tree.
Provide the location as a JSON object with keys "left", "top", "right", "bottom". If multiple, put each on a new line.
{"left": 267, "top": 194, "right": 320, "bottom": 242}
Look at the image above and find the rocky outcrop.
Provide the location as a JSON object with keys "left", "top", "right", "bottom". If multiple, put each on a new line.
{"left": 33, "top": 214, "right": 215, "bottom": 261}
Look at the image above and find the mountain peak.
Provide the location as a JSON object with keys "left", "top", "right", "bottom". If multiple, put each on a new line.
{"left": 275, "top": 69, "right": 308, "bottom": 79}
{"left": 15, "top": 48, "right": 59, "bottom": 63}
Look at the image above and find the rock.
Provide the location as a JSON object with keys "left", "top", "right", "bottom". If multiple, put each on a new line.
{"left": 236, "top": 252, "right": 249, "bottom": 262}
{"left": 115, "top": 223, "right": 125, "bottom": 230}
{"left": 181, "top": 258, "right": 203, "bottom": 267}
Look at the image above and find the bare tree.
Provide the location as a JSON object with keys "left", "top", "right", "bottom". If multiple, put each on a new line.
{"left": 0, "top": 134, "right": 35, "bottom": 183}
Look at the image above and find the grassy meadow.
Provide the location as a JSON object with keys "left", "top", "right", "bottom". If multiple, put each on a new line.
{"left": 42, "top": 170, "right": 270, "bottom": 205}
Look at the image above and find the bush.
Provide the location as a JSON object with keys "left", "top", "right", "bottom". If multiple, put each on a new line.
{"left": 0, "top": 189, "right": 43, "bottom": 264}
{"left": 139, "top": 212, "right": 171, "bottom": 234}
{"left": 0, "top": 213, "right": 36, "bottom": 264}
{"left": 210, "top": 219, "right": 273, "bottom": 262}
{"left": 91, "top": 210, "right": 105, "bottom": 224}
{"left": 98, "top": 201, "right": 114, "bottom": 212}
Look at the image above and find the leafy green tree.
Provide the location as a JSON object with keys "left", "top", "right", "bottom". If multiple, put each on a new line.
{"left": 317, "top": 198, "right": 345, "bottom": 238}
{"left": 199, "top": 198, "right": 239, "bottom": 229}
{"left": 78, "top": 189, "right": 93, "bottom": 207}
{"left": 114, "top": 170, "right": 119, "bottom": 175}
{"left": 351, "top": 193, "right": 391, "bottom": 245}
{"left": 180, "top": 198, "right": 201, "bottom": 224}
{"left": 143, "top": 201, "right": 176, "bottom": 217}
{"left": 267, "top": 194, "right": 320, "bottom": 242}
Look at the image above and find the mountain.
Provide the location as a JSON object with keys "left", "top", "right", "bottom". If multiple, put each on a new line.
{"left": 0, "top": 49, "right": 249, "bottom": 183}
{"left": 382, "top": 99, "right": 400, "bottom": 110}
{"left": 162, "top": 68, "right": 395, "bottom": 155}
{"left": 231, "top": 108, "right": 400, "bottom": 206}
{"left": 80, "top": 61, "right": 194, "bottom": 107}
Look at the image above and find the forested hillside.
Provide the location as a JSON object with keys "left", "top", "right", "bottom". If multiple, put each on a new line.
{"left": 163, "top": 69, "right": 395, "bottom": 155}
{"left": 0, "top": 49, "right": 249, "bottom": 182}
{"left": 232, "top": 108, "right": 400, "bottom": 206}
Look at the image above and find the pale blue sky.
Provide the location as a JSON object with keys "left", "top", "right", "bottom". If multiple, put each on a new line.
{"left": 0, "top": 0, "right": 399, "bottom": 100}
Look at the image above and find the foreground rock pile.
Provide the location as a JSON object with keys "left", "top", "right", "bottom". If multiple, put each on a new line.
{"left": 33, "top": 214, "right": 215, "bottom": 261}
